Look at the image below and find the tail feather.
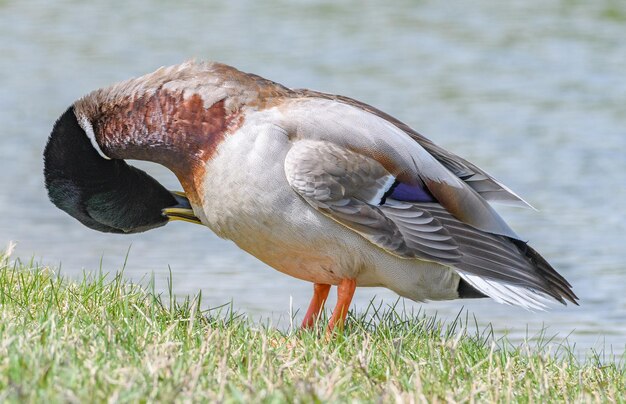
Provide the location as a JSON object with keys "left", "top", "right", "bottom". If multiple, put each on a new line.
{"left": 511, "top": 240, "right": 579, "bottom": 305}
{"left": 458, "top": 240, "right": 578, "bottom": 309}
{"left": 458, "top": 272, "right": 556, "bottom": 310}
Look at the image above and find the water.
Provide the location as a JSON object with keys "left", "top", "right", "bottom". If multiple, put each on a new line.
{"left": 1, "top": 0, "right": 625, "bottom": 356}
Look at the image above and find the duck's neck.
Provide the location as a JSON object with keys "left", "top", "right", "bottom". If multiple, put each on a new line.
{"left": 78, "top": 90, "right": 243, "bottom": 203}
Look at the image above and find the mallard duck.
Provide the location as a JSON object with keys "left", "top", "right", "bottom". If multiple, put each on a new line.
{"left": 44, "top": 61, "right": 577, "bottom": 331}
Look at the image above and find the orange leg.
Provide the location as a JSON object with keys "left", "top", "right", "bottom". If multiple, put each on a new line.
{"left": 301, "top": 283, "right": 331, "bottom": 329}
{"left": 327, "top": 278, "right": 357, "bottom": 333}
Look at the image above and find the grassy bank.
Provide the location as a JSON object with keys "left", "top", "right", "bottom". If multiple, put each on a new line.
{"left": 0, "top": 250, "right": 624, "bottom": 402}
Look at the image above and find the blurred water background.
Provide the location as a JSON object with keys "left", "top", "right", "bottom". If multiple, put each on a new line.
{"left": 1, "top": 0, "right": 625, "bottom": 356}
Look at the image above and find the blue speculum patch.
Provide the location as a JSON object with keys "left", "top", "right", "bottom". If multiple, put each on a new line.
{"left": 387, "top": 182, "right": 435, "bottom": 203}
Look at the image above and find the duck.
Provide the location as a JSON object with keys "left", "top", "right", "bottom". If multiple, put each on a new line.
{"left": 43, "top": 61, "right": 577, "bottom": 332}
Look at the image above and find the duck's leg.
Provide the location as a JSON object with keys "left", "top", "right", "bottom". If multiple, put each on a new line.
{"left": 301, "top": 283, "right": 331, "bottom": 329}
{"left": 327, "top": 278, "right": 357, "bottom": 333}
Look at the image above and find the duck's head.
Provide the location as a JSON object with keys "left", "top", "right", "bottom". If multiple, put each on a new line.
{"left": 44, "top": 106, "right": 201, "bottom": 234}
{"left": 44, "top": 62, "right": 248, "bottom": 233}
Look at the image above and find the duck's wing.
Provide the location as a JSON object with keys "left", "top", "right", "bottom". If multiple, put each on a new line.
{"left": 295, "top": 89, "right": 532, "bottom": 208}
{"left": 281, "top": 97, "right": 521, "bottom": 240}
{"left": 282, "top": 99, "right": 576, "bottom": 308}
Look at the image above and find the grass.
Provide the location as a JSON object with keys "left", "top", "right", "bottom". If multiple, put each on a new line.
{"left": 0, "top": 248, "right": 624, "bottom": 403}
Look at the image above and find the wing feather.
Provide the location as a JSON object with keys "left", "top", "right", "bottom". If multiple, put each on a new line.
{"left": 294, "top": 89, "right": 533, "bottom": 208}
{"left": 282, "top": 97, "right": 522, "bottom": 239}
{"left": 284, "top": 139, "right": 577, "bottom": 306}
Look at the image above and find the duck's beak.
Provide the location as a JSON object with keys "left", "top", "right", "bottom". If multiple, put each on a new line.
{"left": 163, "top": 191, "right": 202, "bottom": 225}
